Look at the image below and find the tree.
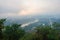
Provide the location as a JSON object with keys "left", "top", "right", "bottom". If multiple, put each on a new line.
{"left": 20, "top": 32, "right": 36, "bottom": 40}
{"left": 35, "top": 25, "right": 59, "bottom": 40}
{"left": 0, "top": 19, "right": 6, "bottom": 40}
{"left": 35, "top": 26, "right": 51, "bottom": 40}
{"left": 4, "top": 24, "right": 25, "bottom": 40}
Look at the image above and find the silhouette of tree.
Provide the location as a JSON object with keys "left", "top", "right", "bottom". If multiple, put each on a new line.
{"left": 0, "top": 19, "right": 6, "bottom": 40}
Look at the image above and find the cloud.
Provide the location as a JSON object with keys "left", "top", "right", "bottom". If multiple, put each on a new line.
{"left": 18, "top": 0, "right": 60, "bottom": 16}
{"left": 0, "top": 0, "right": 60, "bottom": 16}
{"left": 0, "top": 7, "right": 19, "bottom": 13}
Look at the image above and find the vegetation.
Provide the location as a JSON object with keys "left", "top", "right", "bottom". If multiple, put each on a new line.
{"left": 0, "top": 19, "right": 6, "bottom": 40}
{"left": 0, "top": 19, "right": 60, "bottom": 40}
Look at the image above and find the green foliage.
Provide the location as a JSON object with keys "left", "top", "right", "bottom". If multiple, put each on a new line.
{"left": 20, "top": 32, "right": 36, "bottom": 40}
{"left": 0, "top": 19, "right": 6, "bottom": 40}
{"left": 35, "top": 26, "right": 51, "bottom": 40}
{"left": 20, "top": 25, "right": 60, "bottom": 40}
{"left": 35, "top": 26, "right": 59, "bottom": 40}
{"left": 3, "top": 24, "right": 25, "bottom": 40}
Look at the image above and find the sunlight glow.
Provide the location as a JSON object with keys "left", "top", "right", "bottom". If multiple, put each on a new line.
{"left": 18, "top": 0, "right": 46, "bottom": 16}
{"left": 17, "top": 0, "right": 59, "bottom": 16}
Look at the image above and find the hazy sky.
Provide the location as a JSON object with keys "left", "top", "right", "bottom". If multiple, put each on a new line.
{"left": 0, "top": 0, "right": 60, "bottom": 17}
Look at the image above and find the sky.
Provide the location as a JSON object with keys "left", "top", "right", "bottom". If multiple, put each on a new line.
{"left": 0, "top": 0, "right": 60, "bottom": 18}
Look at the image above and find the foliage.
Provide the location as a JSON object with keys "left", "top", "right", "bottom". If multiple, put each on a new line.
{"left": 0, "top": 19, "right": 6, "bottom": 40}
{"left": 3, "top": 24, "right": 25, "bottom": 40}
{"left": 20, "top": 25, "right": 60, "bottom": 40}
